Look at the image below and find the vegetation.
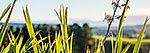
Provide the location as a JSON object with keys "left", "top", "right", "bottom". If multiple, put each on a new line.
{"left": 93, "top": 35, "right": 150, "bottom": 44}
{"left": 0, "top": 0, "right": 149, "bottom": 53}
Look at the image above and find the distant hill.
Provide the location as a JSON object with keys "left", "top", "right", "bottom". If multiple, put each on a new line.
{"left": 92, "top": 24, "right": 150, "bottom": 38}
{"left": 0, "top": 22, "right": 57, "bottom": 28}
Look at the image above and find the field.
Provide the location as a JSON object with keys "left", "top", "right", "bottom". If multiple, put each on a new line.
{"left": 93, "top": 35, "right": 150, "bottom": 44}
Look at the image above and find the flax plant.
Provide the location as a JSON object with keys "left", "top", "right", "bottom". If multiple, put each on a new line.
{"left": 115, "top": 0, "right": 130, "bottom": 53}
{"left": 98, "top": 0, "right": 149, "bottom": 53}
{"left": 54, "top": 4, "right": 74, "bottom": 53}
{"left": 133, "top": 17, "right": 149, "bottom": 53}
{"left": 0, "top": 0, "right": 148, "bottom": 53}
{"left": 0, "top": 0, "right": 17, "bottom": 48}
{"left": 22, "top": 5, "right": 39, "bottom": 53}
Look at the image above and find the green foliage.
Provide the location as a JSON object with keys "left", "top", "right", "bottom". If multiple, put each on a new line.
{"left": 133, "top": 17, "right": 149, "bottom": 53}
{"left": 0, "top": 0, "right": 149, "bottom": 53}
{"left": 54, "top": 4, "right": 69, "bottom": 53}
{"left": 0, "top": 4, "right": 11, "bottom": 21}
{"left": 94, "top": 0, "right": 149, "bottom": 53}
{"left": 115, "top": 0, "right": 130, "bottom": 53}
{"left": 95, "top": 37, "right": 102, "bottom": 53}
{"left": 22, "top": 5, "right": 39, "bottom": 53}
{"left": 0, "top": 0, "right": 17, "bottom": 48}
{"left": 121, "top": 42, "right": 131, "bottom": 53}
{"left": 54, "top": 4, "right": 74, "bottom": 53}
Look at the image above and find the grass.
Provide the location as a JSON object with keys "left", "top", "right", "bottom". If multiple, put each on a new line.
{"left": 0, "top": 0, "right": 17, "bottom": 48}
{"left": 133, "top": 17, "right": 149, "bottom": 53}
{"left": 0, "top": 0, "right": 149, "bottom": 53}
{"left": 54, "top": 4, "right": 74, "bottom": 53}
{"left": 115, "top": 0, "right": 130, "bottom": 53}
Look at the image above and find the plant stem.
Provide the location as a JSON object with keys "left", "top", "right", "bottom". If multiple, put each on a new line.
{"left": 102, "top": 0, "right": 121, "bottom": 45}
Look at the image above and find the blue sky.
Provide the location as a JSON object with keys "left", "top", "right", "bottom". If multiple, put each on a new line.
{"left": 0, "top": 0, "right": 150, "bottom": 27}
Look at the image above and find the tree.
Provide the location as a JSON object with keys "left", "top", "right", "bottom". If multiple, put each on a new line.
{"left": 70, "top": 23, "right": 93, "bottom": 53}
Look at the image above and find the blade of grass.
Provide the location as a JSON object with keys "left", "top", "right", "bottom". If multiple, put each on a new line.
{"left": 0, "top": 45, "right": 4, "bottom": 52}
{"left": 96, "top": 37, "right": 102, "bottom": 53}
{"left": 14, "top": 28, "right": 22, "bottom": 44}
{"left": 7, "top": 33, "right": 13, "bottom": 44}
{"left": 55, "top": 32, "right": 61, "bottom": 53}
{"left": 2, "top": 43, "right": 11, "bottom": 53}
{"left": 64, "top": 7, "right": 70, "bottom": 53}
{"left": 38, "top": 34, "right": 44, "bottom": 52}
{"left": 114, "top": 0, "right": 130, "bottom": 53}
{"left": 23, "top": 6, "right": 35, "bottom": 38}
{"left": 86, "top": 47, "right": 90, "bottom": 53}
{"left": 54, "top": 4, "right": 69, "bottom": 53}
{"left": 16, "top": 35, "right": 23, "bottom": 53}
{"left": 48, "top": 40, "right": 56, "bottom": 52}
{"left": 101, "top": 45, "right": 105, "bottom": 53}
{"left": 20, "top": 38, "right": 32, "bottom": 53}
{"left": 133, "top": 17, "right": 149, "bottom": 53}
{"left": 0, "top": 4, "right": 11, "bottom": 21}
{"left": 121, "top": 42, "right": 131, "bottom": 53}
{"left": 54, "top": 9, "right": 61, "bottom": 23}
{"left": 110, "top": 33, "right": 114, "bottom": 53}
{"left": 27, "top": 37, "right": 47, "bottom": 51}
{"left": 69, "top": 32, "right": 74, "bottom": 53}
{"left": 117, "top": 32, "right": 123, "bottom": 53}
{"left": 0, "top": 24, "right": 2, "bottom": 29}
{"left": 22, "top": 5, "right": 38, "bottom": 53}
{"left": 0, "top": 0, "right": 17, "bottom": 48}
{"left": 53, "top": 47, "right": 56, "bottom": 53}
{"left": 10, "top": 31, "right": 15, "bottom": 42}
{"left": 48, "top": 32, "right": 53, "bottom": 53}
{"left": 65, "top": 7, "right": 68, "bottom": 25}
{"left": 42, "top": 43, "right": 48, "bottom": 53}
{"left": 20, "top": 31, "right": 40, "bottom": 53}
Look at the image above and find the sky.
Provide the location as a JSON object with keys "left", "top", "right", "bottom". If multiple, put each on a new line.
{"left": 0, "top": 0, "right": 150, "bottom": 27}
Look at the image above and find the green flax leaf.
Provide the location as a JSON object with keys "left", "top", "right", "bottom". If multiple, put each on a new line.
{"left": 133, "top": 17, "right": 149, "bottom": 53}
